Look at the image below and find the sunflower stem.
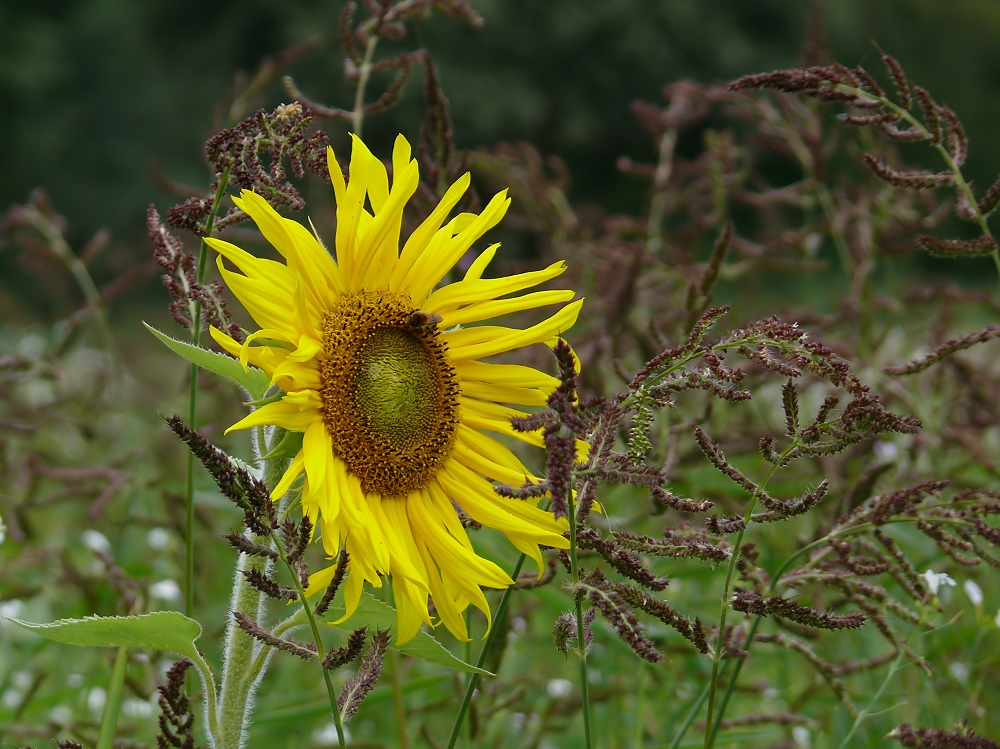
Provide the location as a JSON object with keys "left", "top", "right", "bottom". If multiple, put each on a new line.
{"left": 445, "top": 553, "right": 527, "bottom": 749}
{"left": 184, "top": 167, "right": 231, "bottom": 623}
{"left": 216, "top": 428, "right": 288, "bottom": 749}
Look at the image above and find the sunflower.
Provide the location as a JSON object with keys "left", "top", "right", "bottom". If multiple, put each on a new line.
{"left": 207, "top": 133, "right": 582, "bottom": 644}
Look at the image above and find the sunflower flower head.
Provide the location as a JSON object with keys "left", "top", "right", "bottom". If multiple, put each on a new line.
{"left": 207, "top": 133, "right": 583, "bottom": 643}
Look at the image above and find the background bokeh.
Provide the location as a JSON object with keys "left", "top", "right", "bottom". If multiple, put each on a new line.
{"left": 3, "top": 0, "right": 1000, "bottom": 288}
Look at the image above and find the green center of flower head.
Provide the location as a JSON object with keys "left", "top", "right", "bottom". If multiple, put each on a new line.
{"left": 352, "top": 327, "right": 440, "bottom": 444}
{"left": 319, "top": 290, "right": 460, "bottom": 498}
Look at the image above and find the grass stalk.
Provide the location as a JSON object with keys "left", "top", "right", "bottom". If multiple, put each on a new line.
{"left": 352, "top": 36, "right": 378, "bottom": 137}
{"left": 389, "top": 648, "right": 412, "bottom": 749}
{"left": 95, "top": 646, "right": 128, "bottom": 749}
{"left": 445, "top": 553, "right": 527, "bottom": 749}
{"left": 272, "top": 537, "right": 348, "bottom": 749}
{"left": 702, "top": 440, "right": 798, "bottom": 749}
{"left": 183, "top": 168, "right": 232, "bottom": 621}
{"left": 566, "top": 478, "right": 594, "bottom": 749}
{"left": 832, "top": 83, "right": 1000, "bottom": 287}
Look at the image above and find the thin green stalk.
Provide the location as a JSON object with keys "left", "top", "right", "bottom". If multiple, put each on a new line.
{"left": 389, "top": 648, "right": 412, "bottom": 749}
{"left": 632, "top": 666, "right": 647, "bottom": 749}
{"left": 703, "top": 440, "right": 798, "bottom": 749}
{"left": 566, "top": 479, "right": 594, "bottom": 749}
{"left": 184, "top": 168, "right": 232, "bottom": 620}
{"left": 446, "top": 553, "right": 527, "bottom": 749}
{"left": 463, "top": 607, "right": 472, "bottom": 748}
{"left": 95, "top": 646, "right": 128, "bottom": 749}
{"left": 704, "top": 511, "right": 973, "bottom": 746}
{"left": 836, "top": 652, "right": 905, "bottom": 749}
{"left": 667, "top": 680, "right": 713, "bottom": 749}
{"left": 832, "top": 83, "right": 1000, "bottom": 286}
{"left": 273, "top": 538, "right": 348, "bottom": 749}
{"left": 352, "top": 36, "right": 378, "bottom": 137}
{"left": 15, "top": 204, "right": 117, "bottom": 363}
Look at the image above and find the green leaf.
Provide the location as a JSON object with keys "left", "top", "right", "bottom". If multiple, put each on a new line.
{"left": 260, "top": 429, "right": 303, "bottom": 461}
{"left": 326, "top": 592, "right": 491, "bottom": 675}
{"left": 7, "top": 611, "right": 203, "bottom": 661}
{"left": 144, "top": 322, "right": 270, "bottom": 400}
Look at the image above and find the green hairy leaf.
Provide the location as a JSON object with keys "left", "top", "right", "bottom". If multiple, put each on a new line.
{"left": 7, "top": 611, "right": 203, "bottom": 661}
{"left": 144, "top": 322, "right": 270, "bottom": 400}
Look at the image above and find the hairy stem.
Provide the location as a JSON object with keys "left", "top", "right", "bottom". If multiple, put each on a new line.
{"left": 216, "top": 429, "right": 285, "bottom": 749}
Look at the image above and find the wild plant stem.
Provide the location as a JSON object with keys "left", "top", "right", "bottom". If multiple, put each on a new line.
{"left": 632, "top": 666, "right": 647, "bottom": 749}
{"left": 702, "top": 439, "right": 798, "bottom": 749}
{"left": 95, "top": 646, "right": 128, "bottom": 749}
{"left": 445, "top": 553, "right": 527, "bottom": 749}
{"left": 703, "top": 505, "right": 967, "bottom": 745}
{"left": 389, "top": 648, "right": 412, "bottom": 749}
{"left": 832, "top": 83, "right": 1000, "bottom": 287}
{"left": 667, "top": 679, "right": 713, "bottom": 749}
{"left": 566, "top": 469, "right": 594, "bottom": 749}
{"left": 184, "top": 168, "right": 231, "bottom": 621}
{"left": 836, "top": 652, "right": 905, "bottom": 749}
{"left": 352, "top": 36, "right": 378, "bottom": 137}
{"left": 273, "top": 537, "right": 348, "bottom": 749}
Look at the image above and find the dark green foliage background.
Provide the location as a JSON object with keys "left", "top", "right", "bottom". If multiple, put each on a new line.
{"left": 2, "top": 0, "right": 1000, "bottom": 245}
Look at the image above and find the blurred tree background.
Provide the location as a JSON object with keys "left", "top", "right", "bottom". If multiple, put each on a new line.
{"left": 2, "top": 0, "right": 1000, "bottom": 316}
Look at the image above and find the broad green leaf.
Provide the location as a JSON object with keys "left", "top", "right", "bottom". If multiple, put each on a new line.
{"left": 326, "top": 592, "right": 491, "bottom": 675}
{"left": 144, "top": 322, "right": 270, "bottom": 400}
{"left": 7, "top": 611, "right": 202, "bottom": 661}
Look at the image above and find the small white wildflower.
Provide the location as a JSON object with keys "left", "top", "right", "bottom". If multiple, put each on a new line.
{"left": 964, "top": 580, "right": 984, "bottom": 607}
{"left": 87, "top": 687, "right": 107, "bottom": 713}
{"left": 49, "top": 705, "right": 73, "bottom": 725}
{"left": 312, "top": 722, "right": 350, "bottom": 745}
{"left": 147, "top": 527, "right": 172, "bottom": 550}
{"left": 948, "top": 662, "right": 969, "bottom": 683}
{"left": 763, "top": 687, "right": 779, "bottom": 701}
{"left": 546, "top": 678, "right": 574, "bottom": 698}
{"left": 1, "top": 689, "right": 22, "bottom": 708}
{"left": 11, "top": 671, "right": 32, "bottom": 690}
{"left": 0, "top": 513, "right": 6, "bottom": 545}
{"left": 120, "top": 697, "right": 154, "bottom": 719}
{"left": 995, "top": 608, "right": 1000, "bottom": 628}
{"left": 81, "top": 530, "right": 111, "bottom": 555}
{"left": 510, "top": 617, "right": 528, "bottom": 634}
{"left": 920, "top": 569, "right": 956, "bottom": 596}
{"left": 0, "top": 599, "right": 24, "bottom": 624}
{"left": 66, "top": 673, "right": 84, "bottom": 688}
{"left": 873, "top": 441, "right": 898, "bottom": 462}
{"left": 792, "top": 725, "right": 811, "bottom": 749}
{"left": 150, "top": 580, "right": 181, "bottom": 602}
{"left": 509, "top": 712, "right": 527, "bottom": 732}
